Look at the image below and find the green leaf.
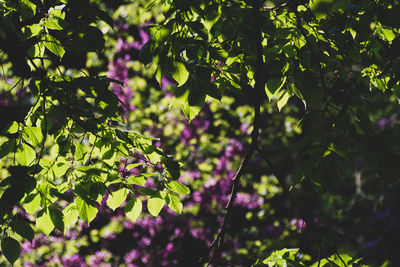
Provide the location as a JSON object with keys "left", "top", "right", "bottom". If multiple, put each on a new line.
{"left": 126, "top": 163, "right": 142, "bottom": 170}
{"left": 166, "top": 181, "right": 190, "bottom": 195}
{"left": 309, "top": 0, "right": 334, "bottom": 21}
{"left": 147, "top": 197, "right": 165, "bottom": 216}
{"left": 0, "top": 140, "right": 14, "bottom": 160}
{"left": 126, "top": 176, "right": 146, "bottom": 186}
{"left": 1, "top": 237, "right": 21, "bottom": 264}
{"left": 94, "top": 8, "right": 114, "bottom": 28}
{"left": 138, "top": 187, "right": 159, "bottom": 196}
{"left": 277, "top": 91, "right": 290, "bottom": 112}
{"left": 106, "top": 188, "right": 129, "bottom": 211}
{"left": 124, "top": 197, "right": 142, "bottom": 221}
{"left": 63, "top": 203, "right": 79, "bottom": 231}
{"left": 101, "top": 148, "right": 116, "bottom": 166}
{"left": 20, "top": 0, "right": 36, "bottom": 20}
{"left": 23, "top": 192, "right": 41, "bottom": 215}
{"left": 0, "top": 177, "right": 11, "bottom": 187}
{"left": 262, "top": 248, "right": 299, "bottom": 266}
{"left": 171, "top": 62, "right": 189, "bottom": 86}
{"left": 153, "top": 26, "right": 171, "bottom": 43}
{"left": 166, "top": 193, "right": 183, "bottom": 214}
{"left": 24, "top": 127, "right": 43, "bottom": 146}
{"left": 163, "top": 158, "right": 181, "bottom": 180}
{"left": 74, "top": 143, "right": 86, "bottom": 161}
{"left": 393, "top": 84, "right": 400, "bottom": 99}
{"left": 115, "top": 129, "right": 134, "bottom": 146}
{"left": 10, "top": 218, "right": 34, "bottom": 242}
{"left": 382, "top": 28, "right": 396, "bottom": 42}
{"left": 49, "top": 8, "right": 65, "bottom": 20}
{"left": 5, "top": 121, "right": 19, "bottom": 134}
{"left": 44, "top": 19, "right": 63, "bottom": 30}
{"left": 76, "top": 197, "right": 98, "bottom": 223}
{"left": 27, "top": 41, "right": 45, "bottom": 59}
{"left": 43, "top": 34, "right": 65, "bottom": 58}
{"left": 49, "top": 206, "right": 64, "bottom": 232}
{"left": 36, "top": 208, "right": 55, "bottom": 236}
{"left": 22, "top": 24, "right": 42, "bottom": 38}
{"left": 265, "top": 76, "right": 287, "bottom": 100}
{"left": 16, "top": 143, "right": 36, "bottom": 166}
{"left": 171, "top": 90, "right": 202, "bottom": 121}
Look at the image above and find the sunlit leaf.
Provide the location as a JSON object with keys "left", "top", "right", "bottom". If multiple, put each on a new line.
{"left": 63, "top": 203, "right": 79, "bottom": 231}
{"left": 127, "top": 176, "right": 146, "bottom": 186}
{"left": 24, "top": 127, "right": 43, "bottom": 146}
{"left": 43, "top": 34, "right": 65, "bottom": 58}
{"left": 106, "top": 188, "right": 129, "bottom": 211}
{"left": 16, "top": 143, "right": 36, "bottom": 166}
{"left": 171, "top": 62, "right": 189, "bottom": 86}
{"left": 23, "top": 192, "right": 41, "bottom": 215}
{"left": 147, "top": 197, "right": 165, "bottom": 216}
{"left": 36, "top": 208, "right": 55, "bottom": 236}
{"left": 166, "top": 181, "right": 190, "bottom": 195}
{"left": 124, "top": 197, "right": 142, "bottom": 221}
{"left": 166, "top": 193, "right": 183, "bottom": 214}
{"left": 76, "top": 197, "right": 98, "bottom": 223}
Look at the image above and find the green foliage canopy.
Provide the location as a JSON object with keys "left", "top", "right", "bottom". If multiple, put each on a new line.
{"left": 1, "top": 0, "right": 400, "bottom": 265}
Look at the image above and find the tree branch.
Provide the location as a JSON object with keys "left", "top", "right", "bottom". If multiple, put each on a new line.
{"left": 203, "top": 1, "right": 265, "bottom": 264}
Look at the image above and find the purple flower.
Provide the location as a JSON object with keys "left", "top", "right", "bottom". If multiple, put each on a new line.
{"left": 61, "top": 254, "right": 86, "bottom": 267}
{"left": 377, "top": 114, "right": 396, "bottom": 129}
{"left": 290, "top": 218, "right": 307, "bottom": 231}
{"left": 125, "top": 249, "right": 140, "bottom": 263}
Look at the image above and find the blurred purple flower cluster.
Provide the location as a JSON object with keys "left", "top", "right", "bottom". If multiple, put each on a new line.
{"left": 106, "top": 27, "right": 150, "bottom": 114}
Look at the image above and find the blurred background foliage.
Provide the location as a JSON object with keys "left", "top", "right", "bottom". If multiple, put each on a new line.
{"left": 1, "top": 0, "right": 400, "bottom": 266}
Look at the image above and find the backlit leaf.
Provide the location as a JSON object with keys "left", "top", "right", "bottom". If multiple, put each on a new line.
{"left": 63, "top": 203, "right": 79, "bottom": 231}
{"left": 23, "top": 192, "right": 41, "bottom": 215}
{"left": 124, "top": 197, "right": 142, "bottom": 221}
{"left": 16, "top": 143, "right": 36, "bottom": 166}
{"left": 166, "top": 181, "right": 190, "bottom": 195}
{"left": 76, "top": 197, "right": 98, "bottom": 223}
{"left": 36, "top": 208, "right": 55, "bottom": 236}
{"left": 106, "top": 188, "right": 129, "bottom": 211}
{"left": 166, "top": 193, "right": 183, "bottom": 214}
{"left": 147, "top": 197, "right": 165, "bottom": 216}
{"left": 171, "top": 62, "right": 189, "bottom": 86}
{"left": 44, "top": 34, "right": 65, "bottom": 58}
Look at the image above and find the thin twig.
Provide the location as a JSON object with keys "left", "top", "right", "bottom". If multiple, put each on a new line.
{"left": 0, "top": 78, "right": 22, "bottom": 98}
{"left": 204, "top": 1, "right": 265, "bottom": 264}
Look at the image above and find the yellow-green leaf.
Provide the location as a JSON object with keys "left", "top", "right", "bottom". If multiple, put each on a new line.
{"left": 76, "top": 198, "right": 98, "bottom": 223}
{"left": 106, "top": 188, "right": 129, "bottom": 211}
{"left": 23, "top": 192, "right": 41, "bottom": 215}
{"left": 16, "top": 143, "right": 36, "bottom": 166}
{"left": 43, "top": 34, "right": 65, "bottom": 58}
{"left": 171, "top": 62, "right": 189, "bottom": 86}
{"left": 24, "top": 127, "right": 43, "bottom": 146}
{"left": 166, "top": 181, "right": 190, "bottom": 195}
{"left": 147, "top": 197, "right": 165, "bottom": 216}
{"left": 124, "top": 197, "right": 142, "bottom": 221}
{"left": 166, "top": 193, "right": 183, "bottom": 214}
{"left": 36, "top": 208, "right": 55, "bottom": 236}
{"left": 63, "top": 203, "right": 79, "bottom": 231}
